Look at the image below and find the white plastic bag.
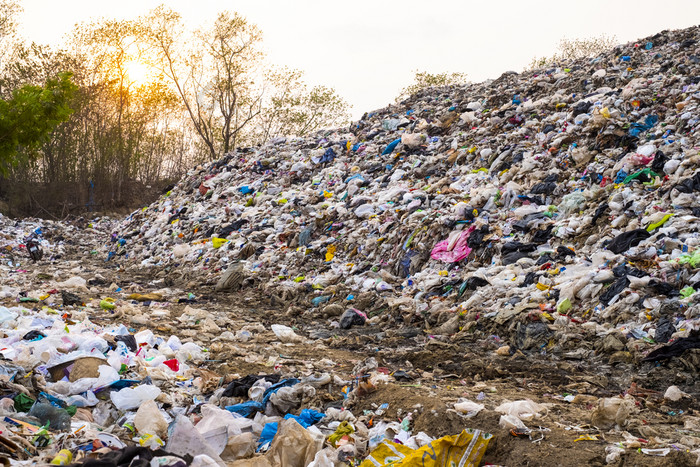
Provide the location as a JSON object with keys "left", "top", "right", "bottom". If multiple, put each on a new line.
{"left": 166, "top": 415, "right": 224, "bottom": 465}
{"left": 453, "top": 399, "right": 485, "bottom": 418}
{"left": 110, "top": 384, "right": 161, "bottom": 410}
{"left": 0, "top": 306, "right": 18, "bottom": 325}
{"left": 271, "top": 324, "right": 303, "bottom": 343}
{"left": 495, "top": 399, "right": 547, "bottom": 421}
{"left": 499, "top": 414, "right": 529, "bottom": 430}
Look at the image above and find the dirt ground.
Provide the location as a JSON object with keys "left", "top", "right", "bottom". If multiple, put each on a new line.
{"left": 4, "top": 242, "right": 700, "bottom": 466}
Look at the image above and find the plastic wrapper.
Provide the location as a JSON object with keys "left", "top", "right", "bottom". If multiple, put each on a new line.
{"left": 360, "top": 429, "right": 491, "bottom": 467}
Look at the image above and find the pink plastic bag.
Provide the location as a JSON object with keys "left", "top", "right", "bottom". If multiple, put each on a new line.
{"left": 430, "top": 226, "right": 475, "bottom": 263}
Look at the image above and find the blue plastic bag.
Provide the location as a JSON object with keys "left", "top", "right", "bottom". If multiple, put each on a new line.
{"left": 382, "top": 139, "right": 401, "bottom": 155}
{"left": 257, "top": 422, "right": 278, "bottom": 451}
{"left": 284, "top": 409, "right": 324, "bottom": 428}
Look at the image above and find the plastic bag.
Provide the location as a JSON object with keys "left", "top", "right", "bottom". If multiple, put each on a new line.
{"left": 607, "top": 228, "right": 650, "bottom": 254}
{"left": 453, "top": 400, "right": 484, "bottom": 418}
{"left": 0, "top": 306, "right": 18, "bottom": 325}
{"left": 590, "top": 396, "right": 634, "bottom": 429}
{"left": 264, "top": 419, "right": 324, "bottom": 467}
{"left": 271, "top": 324, "right": 303, "bottom": 343}
{"left": 494, "top": 399, "right": 547, "bottom": 421}
{"left": 134, "top": 399, "right": 168, "bottom": 438}
{"left": 308, "top": 448, "right": 342, "bottom": 467}
{"left": 56, "top": 276, "right": 87, "bottom": 290}
{"left": 499, "top": 414, "right": 528, "bottom": 430}
{"left": 354, "top": 204, "right": 376, "bottom": 218}
{"left": 430, "top": 226, "right": 476, "bottom": 263}
{"left": 664, "top": 385, "right": 686, "bottom": 401}
{"left": 196, "top": 404, "right": 254, "bottom": 445}
{"left": 110, "top": 384, "right": 161, "bottom": 410}
{"left": 166, "top": 415, "right": 225, "bottom": 465}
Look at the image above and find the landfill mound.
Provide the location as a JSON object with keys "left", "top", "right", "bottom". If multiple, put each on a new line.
{"left": 1, "top": 26, "right": 700, "bottom": 466}
{"left": 114, "top": 25, "right": 700, "bottom": 360}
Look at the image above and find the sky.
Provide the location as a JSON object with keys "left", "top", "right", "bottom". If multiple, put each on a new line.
{"left": 17, "top": 0, "right": 700, "bottom": 119}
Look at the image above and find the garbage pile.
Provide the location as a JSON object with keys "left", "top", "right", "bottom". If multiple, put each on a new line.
{"left": 2, "top": 214, "right": 497, "bottom": 465}
{"left": 0, "top": 271, "right": 493, "bottom": 465}
{"left": 112, "top": 25, "right": 700, "bottom": 365}
{"left": 1, "top": 213, "right": 67, "bottom": 270}
{"left": 2, "top": 24, "right": 700, "bottom": 466}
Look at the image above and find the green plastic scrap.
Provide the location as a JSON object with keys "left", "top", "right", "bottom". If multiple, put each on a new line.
{"left": 13, "top": 393, "right": 35, "bottom": 412}
{"left": 622, "top": 168, "right": 659, "bottom": 184}
{"left": 557, "top": 298, "right": 572, "bottom": 314}
{"left": 677, "top": 250, "right": 700, "bottom": 268}
{"left": 646, "top": 213, "right": 673, "bottom": 232}
{"left": 403, "top": 227, "right": 422, "bottom": 250}
{"left": 680, "top": 286, "right": 696, "bottom": 298}
{"left": 99, "top": 299, "right": 116, "bottom": 310}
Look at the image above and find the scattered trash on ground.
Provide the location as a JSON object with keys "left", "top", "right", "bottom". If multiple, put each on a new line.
{"left": 3, "top": 25, "right": 700, "bottom": 466}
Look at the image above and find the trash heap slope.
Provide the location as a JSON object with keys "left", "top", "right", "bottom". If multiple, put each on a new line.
{"left": 112, "top": 25, "right": 700, "bottom": 355}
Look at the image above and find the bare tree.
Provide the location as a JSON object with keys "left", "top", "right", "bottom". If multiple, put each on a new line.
{"left": 527, "top": 35, "right": 618, "bottom": 69}
{"left": 145, "top": 7, "right": 264, "bottom": 158}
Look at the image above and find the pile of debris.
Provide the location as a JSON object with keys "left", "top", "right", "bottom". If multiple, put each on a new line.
{"left": 113, "top": 26, "right": 700, "bottom": 365}
{"left": 2, "top": 25, "right": 700, "bottom": 466}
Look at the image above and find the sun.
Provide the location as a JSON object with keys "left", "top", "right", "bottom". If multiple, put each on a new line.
{"left": 124, "top": 59, "right": 153, "bottom": 86}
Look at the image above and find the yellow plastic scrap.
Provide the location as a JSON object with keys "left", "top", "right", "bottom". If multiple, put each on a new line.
{"left": 536, "top": 283, "right": 550, "bottom": 291}
{"left": 646, "top": 213, "right": 673, "bottom": 232}
{"left": 127, "top": 293, "right": 164, "bottom": 302}
{"left": 325, "top": 244, "right": 337, "bottom": 262}
{"left": 328, "top": 421, "right": 354, "bottom": 447}
{"left": 574, "top": 434, "right": 599, "bottom": 442}
{"left": 601, "top": 107, "right": 611, "bottom": 118}
{"left": 211, "top": 237, "right": 228, "bottom": 249}
{"left": 360, "top": 429, "right": 492, "bottom": 467}
{"left": 100, "top": 298, "right": 116, "bottom": 310}
{"left": 139, "top": 434, "right": 164, "bottom": 447}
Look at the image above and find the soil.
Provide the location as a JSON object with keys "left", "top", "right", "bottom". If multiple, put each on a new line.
{"left": 4, "top": 245, "right": 700, "bottom": 466}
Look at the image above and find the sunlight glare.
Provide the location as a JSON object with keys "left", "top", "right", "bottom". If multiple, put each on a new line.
{"left": 124, "top": 59, "right": 152, "bottom": 86}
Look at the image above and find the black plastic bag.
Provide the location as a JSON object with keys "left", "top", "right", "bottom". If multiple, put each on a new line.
{"left": 607, "top": 229, "right": 650, "bottom": 254}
